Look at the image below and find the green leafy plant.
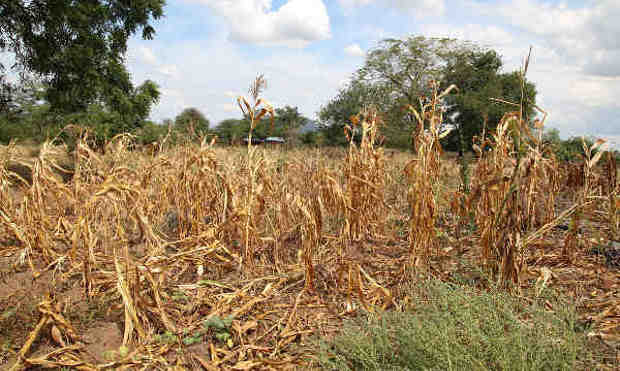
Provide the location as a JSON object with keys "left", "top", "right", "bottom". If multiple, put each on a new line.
{"left": 316, "top": 279, "right": 586, "bottom": 371}
{"left": 155, "top": 331, "right": 178, "bottom": 345}
{"left": 182, "top": 328, "right": 204, "bottom": 346}
{"left": 203, "top": 315, "right": 234, "bottom": 347}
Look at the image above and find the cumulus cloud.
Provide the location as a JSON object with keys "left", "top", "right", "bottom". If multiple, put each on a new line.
{"left": 129, "top": 46, "right": 180, "bottom": 78}
{"left": 124, "top": 0, "right": 616, "bottom": 148}
{"left": 466, "top": 0, "right": 620, "bottom": 77}
{"left": 137, "top": 46, "right": 158, "bottom": 66}
{"left": 583, "top": 50, "right": 620, "bottom": 77}
{"left": 156, "top": 65, "right": 179, "bottom": 78}
{"left": 344, "top": 43, "right": 365, "bottom": 57}
{"left": 126, "top": 37, "right": 355, "bottom": 125}
{"left": 338, "top": 0, "right": 445, "bottom": 16}
{"left": 420, "top": 17, "right": 619, "bottom": 147}
{"left": 190, "top": 0, "right": 331, "bottom": 48}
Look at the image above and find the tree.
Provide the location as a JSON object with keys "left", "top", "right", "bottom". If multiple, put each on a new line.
{"left": 174, "top": 107, "right": 210, "bottom": 138}
{"left": 56, "top": 79, "right": 161, "bottom": 146}
{"left": 214, "top": 118, "right": 245, "bottom": 144}
{"left": 135, "top": 120, "right": 168, "bottom": 145}
{"left": 214, "top": 105, "right": 309, "bottom": 144}
{"left": 237, "top": 105, "right": 310, "bottom": 139}
{"left": 0, "top": 76, "right": 43, "bottom": 115}
{"left": 442, "top": 52, "right": 537, "bottom": 153}
{"left": 318, "top": 81, "right": 390, "bottom": 145}
{"left": 0, "top": 77, "right": 54, "bottom": 142}
{"left": 0, "top": 0, "right": 165, "bottom": 114}
{"left": 320, "top": 36, "right": 537, "bottom": 150}
{"left": 271, "top": 105, "right": 308, "bottom": 143}
{"left": 0, "top": 74, "right": 15, "bottom": 115}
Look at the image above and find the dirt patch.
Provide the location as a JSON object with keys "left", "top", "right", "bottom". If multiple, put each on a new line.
{"left": 61, "top": 284, "right": 89, "bottom": 314}
{"left": 81, "top": 322, "right": 123, "bottom": 364}
{"left": 0, "top": 254, "right": 14, "bottom": 274}
{"left": 0, "top": 268, "right": 82, "bottom": 364}
{"left": 0, "top": 270, "right": 57, "bottom": 300}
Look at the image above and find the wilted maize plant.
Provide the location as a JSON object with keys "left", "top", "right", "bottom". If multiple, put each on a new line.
{"left": 563, "top": 138, "right": 609, "bottom": 260}
{"left": 469, "top": 112, "right": 529, "bottom": 284}
{"left": 605, "top": 151, "right": 619, "bottom": 238}
{"left": 235, "top": 74, "right": 275, "bottom": 270}
{"left": 404, "top": 80, "right": 456, "bottom": 267}
{"left": 467, "top": 49, "right": 562, "bottom": 285}
{"left": 340, "top": 107, "right": 387, "bottom": 244}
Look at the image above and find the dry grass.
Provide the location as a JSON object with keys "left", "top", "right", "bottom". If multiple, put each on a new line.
{"left": 0, "top": 74, "right": 618, "bottom": 370}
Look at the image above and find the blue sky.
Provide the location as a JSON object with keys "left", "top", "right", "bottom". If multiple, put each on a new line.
{"left": 123, "top": 0, "right": 619, "bottom": 147}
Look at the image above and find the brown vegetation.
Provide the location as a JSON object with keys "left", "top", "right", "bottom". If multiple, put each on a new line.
{"left": 0, "top": 73, "right": 618, "bottom": 370}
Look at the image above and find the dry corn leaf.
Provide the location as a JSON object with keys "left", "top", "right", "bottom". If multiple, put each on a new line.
{"left": 231, "top": 360, "right": 262, "bottom": 370}
{"left": 50, "top": 325, "right": 65, "bottom": 347}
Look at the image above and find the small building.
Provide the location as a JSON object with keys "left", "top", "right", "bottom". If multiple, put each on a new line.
{"left": 264, "top": 137, "right": 285, "bottom": 144}
{"left": 241, "top": 137, "right": 264, "bottom": 145}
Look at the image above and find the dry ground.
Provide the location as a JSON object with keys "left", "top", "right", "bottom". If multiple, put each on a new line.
{"left": 0, "top": 138, "right": 618, "bottom": 370}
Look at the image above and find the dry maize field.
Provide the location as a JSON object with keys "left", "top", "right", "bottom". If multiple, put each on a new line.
{"left": 0, "top": 81, "right": 619, "bottom": 370}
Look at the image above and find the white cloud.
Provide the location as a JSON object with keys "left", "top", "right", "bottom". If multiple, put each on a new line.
{"left": 339, "top": 0, "right": 373, "bottom": 6}
{"left": 583, "top": 50, "right": 620, "bottom": 77}
{"left": 126, "top": 37, "right": 357, "bottom": 125}
{"left": 156, "top": 64, "right": 179, "bottom": 78}
{"left": 466, "top": 0, "right": 620, "bottom": 77}
{"left": 344, "top": 43, "right": 365, "bottom": 57}
{"left": 339, "top": 0, "right": 445, "bottom": 16}
{"left": 217, "top": 102, "right": 237, "bottom": 113}
{"left": 419, "top": 19, "right": 619, "bottom": 145}
{"left": 137, "top": 46, "right": 158, "bottom": 66}
{"left": 129, "top": 47, "right": 180, "bottom": 79}
{"left": 191, "top": 0, "right": 331, "bottom": 48}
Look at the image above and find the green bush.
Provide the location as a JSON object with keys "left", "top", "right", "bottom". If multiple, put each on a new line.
{"left": 134, "top": 120, "right": 169, "bottom": 145}
{"left": 316, "top": 279, "right": 586, "bottom": 371}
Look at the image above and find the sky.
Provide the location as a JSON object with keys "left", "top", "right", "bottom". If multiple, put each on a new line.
{"left": 66, "top": 0, "right": 620, "bottom": 148}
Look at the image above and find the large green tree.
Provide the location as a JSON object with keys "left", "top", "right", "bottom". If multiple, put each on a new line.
{"left": 57, "top": 79, "right": 161, "bottom": 145}
{"left": 214, "top": 118, "right": 245, "bottom": 144}
{"left": 0, "top": 78, "right": 160, "bottom": 145}
{"left": 0, "top": 0, "right": 165, "bottom": 115}
{"left": 270, "top": 105, "right": 308, "bottom": 143}
{"left": 442, "top": 51, "right": 537, "bottom": 152}
{"left": 318, "top": 81, "right": 390, "bottom": 145}
{"left": 174, "top": 107, "right": 210, "bottom": 138}
{"left": 319, "top": 36, "right": 537, "bottom": 150}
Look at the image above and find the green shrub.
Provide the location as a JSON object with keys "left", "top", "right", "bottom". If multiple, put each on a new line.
{"left": 316, "top": 279, "right": 586, "bottom": 371}
{"left": 134, "top": 120, "right": 168, "bottom": 145}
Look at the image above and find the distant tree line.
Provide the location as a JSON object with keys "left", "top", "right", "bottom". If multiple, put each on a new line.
{"left": 135, "top": 105, "right": 314, "bottom": 146}
{"left": 0, "top": 2, "right": 615, "bottom": 162}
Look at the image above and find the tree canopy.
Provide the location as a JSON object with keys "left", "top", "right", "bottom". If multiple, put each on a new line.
{"left": 442, "top": 53, "right": 537, "bottom": 152}
{"left": 0, "top": 0, "right": 165, "bottom": 114}
{"left": 319, "top": 36, "right": 538, "bottom": 150}
{"left": 174, "top": 107, "right": 210, "bottom": 138}
{"left": 318, "top": 81, "right": 390, "bottom": 145}
{"left": 214, "top": 105, "right": 309, "bottom": 144}
{"left": 0, "top": 77, "right": 160, "bottom": 145}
